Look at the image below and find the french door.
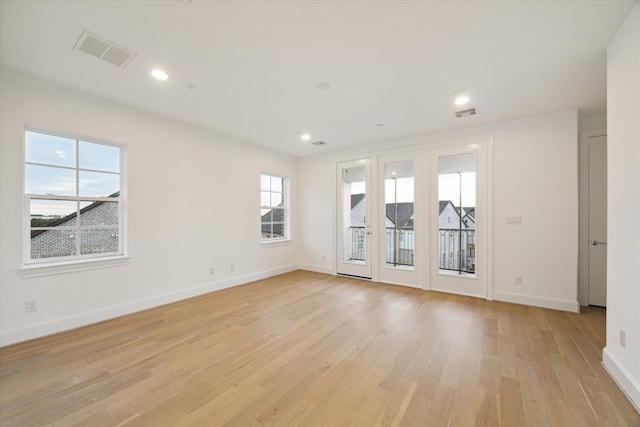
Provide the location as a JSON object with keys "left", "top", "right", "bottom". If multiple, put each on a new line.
{"left": 429, "top": 141, "right": 490, "bottom": 298}
{"left": 336, "top": 159, "right": 373, "bottom": 278}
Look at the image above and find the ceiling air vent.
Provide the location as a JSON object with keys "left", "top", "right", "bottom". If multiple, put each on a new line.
{"left": 73, "top": 29, "right": 136, "bottom": 68}
{"left": 311, "top": 141, "right": 327, "bottom": 146}
{"left": 455, "top": 107, "right": 477, "bottom": 118}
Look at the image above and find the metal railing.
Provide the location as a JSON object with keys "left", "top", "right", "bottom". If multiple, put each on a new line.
{"left": 385, "top": 228, "right": 414, "bottom": 266}
{"left": 439, "top": 229, "right": 475, "bottom": 274}
{"left": 348, "top": 227, "right": 415, "bottom": 266}
{"left": 349, "top": 227, "right": 366, "bottom": 261}
{"left": 348, "top": 227, "right": 475, "bottom": 273}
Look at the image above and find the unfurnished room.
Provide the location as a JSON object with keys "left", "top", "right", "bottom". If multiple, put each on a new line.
{"left": 0, "top": 1, "right": 639, "bottom": 425}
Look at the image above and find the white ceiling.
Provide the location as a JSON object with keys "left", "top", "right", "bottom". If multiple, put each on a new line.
{"left": 0, "top": 0, "right": 634, "bottom": 157}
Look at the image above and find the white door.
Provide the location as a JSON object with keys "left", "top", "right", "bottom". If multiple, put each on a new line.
{"left": 337, "top": 159, "right": 373, "bottom": 279}
{"left": 429, "top": 141, "right": 490, "bottom": 298}
{"left": 588, "top": 135, "right": 607, "bottom": 306}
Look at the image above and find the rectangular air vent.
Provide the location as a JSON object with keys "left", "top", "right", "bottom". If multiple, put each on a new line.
{"left": 73, "top": 29, "right": 136, "bottom": 68}
{"left": 455, "top": 107, "right": 477, "bottom": 118}
{"left": 311, "top": 141, "right": 327, "bottom": 146}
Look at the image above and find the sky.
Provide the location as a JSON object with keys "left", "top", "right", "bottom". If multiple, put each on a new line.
{"left": 350, "top": 172, "right": 476, "bottom": 207}
{"left": 26, "top": 131, "right": 120, "bottom": 217}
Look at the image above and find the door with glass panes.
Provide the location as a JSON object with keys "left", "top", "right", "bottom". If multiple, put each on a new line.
{"left": 336, "top": 159, "right": 372, "bottom": 278}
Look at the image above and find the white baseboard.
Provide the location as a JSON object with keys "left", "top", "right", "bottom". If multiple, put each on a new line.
{"left": 297, "top": 263, "right": 334, "bottom": 275}
{"left": 602, "top": 347, "right": 640, "bottom": 413}
{"left": 0, "top": 264, "right": 299, "bottom": 347}
{"left": 493, "top": 290, "right": 580, "bottom": 313}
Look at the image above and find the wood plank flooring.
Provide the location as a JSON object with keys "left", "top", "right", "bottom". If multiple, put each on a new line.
{"left": 1, "top": 270, "right": 638, "bottom": 426}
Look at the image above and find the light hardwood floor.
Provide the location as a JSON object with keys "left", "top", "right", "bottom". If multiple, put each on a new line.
{"left": 1, "top": 271, "right": 638, "bottom": 426}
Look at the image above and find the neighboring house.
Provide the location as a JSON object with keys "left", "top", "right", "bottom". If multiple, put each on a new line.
{"left": 350, "top": 193, "right": 366, "bottom": 227}
{"left": 348, "top": 196, "right": 475, "bottom": 270}
{"left": 439, "top": 200, "right": 476, "bottom": 273}
{"left": 385, "top": 202, "right": 415, "bottom": 266}
{"left": 261, "top": 205, "right": 285, "bottom": 239}
{"left": 31, "top": 193, "right": 119, "bottom": 260}
{"left": 349, "top": 194, "right": 416, "bottom": 266}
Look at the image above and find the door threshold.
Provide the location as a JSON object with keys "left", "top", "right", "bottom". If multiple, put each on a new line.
{"left": 336, "top": 273, "right": 372, "bottom": 281}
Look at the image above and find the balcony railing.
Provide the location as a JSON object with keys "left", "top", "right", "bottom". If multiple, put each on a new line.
{"left": 385, "top": 228, "right": 414, "bottom": 266}
{"left": 348, "top": 227, "right": 415, "bottom": 266}
{"left": 349, "top": 227, "right": 366, "bottom": 261}
{"left": 439, "top": 229, "right": 475, "bottom": 274}
{"left": 348, "top": 227, "right": 474, "bottom": 273}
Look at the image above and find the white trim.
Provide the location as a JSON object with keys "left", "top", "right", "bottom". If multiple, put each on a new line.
{"left": 260, "top": 238, "right": 292, "bottom": 248}
{"left": 485, "top": 136, "right": 494, "bottom": 301}
{"left": 493, "top": 290, "right": 579, "bottom": 313}
{"left": 2, "top": 264, "right": 298, "bottom": 347}
{"left": 602, "top": 347, "right": 640, "bottom": 413}
{"left": 298, "top": 264, "right": 334, "bottom": 275}
{"left": 19, "top": 256, "right": 130, "bottom": 278}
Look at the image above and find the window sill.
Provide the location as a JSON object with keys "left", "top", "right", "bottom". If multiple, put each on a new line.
{"left": 20, "top": 256, "right": 130, "bottom": 278}
{"left": 260, "top": 239, "right": 291, "bottom": 248}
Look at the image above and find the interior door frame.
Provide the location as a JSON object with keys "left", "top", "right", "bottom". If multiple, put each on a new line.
{"left": 578, "top": 128, "right": 607, "bottom": 306}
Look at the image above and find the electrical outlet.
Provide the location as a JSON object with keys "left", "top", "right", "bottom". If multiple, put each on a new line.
{"left": 209, "top": 267, "right": 215, "bottom": 275}
{"left": 25, "top": 300, "right": 37, "bottom": 313}
{"left": 620, "top": 329, "right": 626, "bottom": 349}
{"left": 321, "top": 255, "right": 326, "bottom": 262}
{"left": 514, "top": 275, "right": 523, "bottom": 285}
{"left": 507, "top": 216, "right": 522, "bottom": 225}
{"left": 230, "top": 264, "right": 235, "bottom": 272}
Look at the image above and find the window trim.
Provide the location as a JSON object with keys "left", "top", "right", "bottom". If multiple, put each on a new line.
{"left": 260, "top": 172, "right": 290, "bottom": 243}
{"left": 23, "top": 127, "right": 127, "bottom": 266}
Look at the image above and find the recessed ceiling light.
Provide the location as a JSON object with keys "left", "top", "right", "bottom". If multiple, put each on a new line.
{"left": 151, "top": 69, "right": 169, "bottom": 81}
{"left": 455, "top": 95, "right": 470, "bottom": 106}
{"left": 300, "top": 133, "right": 311, "bottom": 141}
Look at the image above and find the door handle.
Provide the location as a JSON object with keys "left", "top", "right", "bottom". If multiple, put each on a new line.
{"left": 591, "top": 240, "right": 607, "bottom": 246}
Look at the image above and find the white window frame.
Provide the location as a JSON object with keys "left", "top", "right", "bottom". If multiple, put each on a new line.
{"left": 23, "top": 128, "right": 127, "bottom": 268}
{"left": 260, "top": 173, "right": 289, "bottom": 243}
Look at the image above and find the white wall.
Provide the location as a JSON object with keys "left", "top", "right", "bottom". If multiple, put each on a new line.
{"left": 300, "top": 109, "right": 579, "bottom": 312}
{"left": 603, "top": 2, "right": 640, "bottom": 411}
{"left": 0, "top": 68, "right": 300, "bottom": 346}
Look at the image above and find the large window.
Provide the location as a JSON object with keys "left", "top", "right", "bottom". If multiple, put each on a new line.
{"left": 385, "top": 161, "right": 414, "bottom": 268}
{"left": 25, "top": 129, "right": 124, "bottom": 264}
{"left": 261, "top": 173, "right": 288, "bottom": 241}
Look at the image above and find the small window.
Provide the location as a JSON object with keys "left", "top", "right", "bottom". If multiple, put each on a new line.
{"left": 25, "top": 129, "right": 125, "bottom": 264}
{"left": 261, "top": 173, "right": 288, "bottom": 241}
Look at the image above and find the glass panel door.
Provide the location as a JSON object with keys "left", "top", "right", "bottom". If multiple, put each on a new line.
{"left": 337, "top": 159, "right": 372, "bottom": 278}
